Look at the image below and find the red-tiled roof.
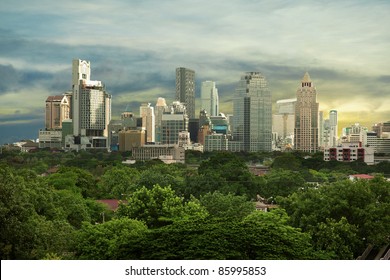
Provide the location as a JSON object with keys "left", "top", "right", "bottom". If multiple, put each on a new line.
{"left": 350, "top": 174, "right": 375, "bottom": 179}
{"left": 96, "top": 199, "right": 126, "bottom": 211}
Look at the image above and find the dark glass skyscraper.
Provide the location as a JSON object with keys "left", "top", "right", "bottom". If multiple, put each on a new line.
{"left": 232, "top": 72, "right": 272, "bottom": 152}
{"left": 176, "top": 67, "right": 195, "bottom": 119}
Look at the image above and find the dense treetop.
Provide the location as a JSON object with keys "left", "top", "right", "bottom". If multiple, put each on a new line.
{"left": 0, "top": 149, "right": 389, "bottom": 260}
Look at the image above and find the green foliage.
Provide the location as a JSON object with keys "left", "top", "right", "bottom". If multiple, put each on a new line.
{"left": 97, "top": 166, "right": 140, "bottom": 199}
{"left": 197, "top": 152, "right": 259, "bottom": 198}
{"left": 135, "top": 164, "right": 186, "bottom": 195}
{"left": 73, "top": 218, "right": 148, "bottom": 260}
{"left": 0, "top": 166, "right": 76, "bottom": 259}
{"left": 311, "top": 217, "right": 361, "bottom": 259}
{"left": 279, "top": 176, "right": 390, "bottom": 258}
{"left": 199, "top": 192, "right": 255, "bottom": 220}
{"left": 272, "top": 153, "right": 302, "bottom": 170}
{"left": 259, "top": 169, "right": 306, "bottom": 199}
{"left": 2, "top": 148, "right": 389, "bottom": 260}
{"left": 116, "top": 185, "right": 208, "bottom": 228}
{"left": 118, "top": 210, "right": 321, "bottom": 260}
{"left": 46, "top": 167, "right": 96, "bottom": 198}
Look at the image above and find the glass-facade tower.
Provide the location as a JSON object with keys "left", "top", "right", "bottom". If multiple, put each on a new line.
{"left": 232, "top": 72, "right": 272, "bottom": 152}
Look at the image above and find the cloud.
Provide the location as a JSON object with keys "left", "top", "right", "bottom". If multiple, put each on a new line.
{"left": 0, "top": 0, "right": 390, "bottom": 144}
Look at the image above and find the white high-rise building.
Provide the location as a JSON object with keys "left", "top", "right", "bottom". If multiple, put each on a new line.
{"left": 272, "top": 98, "right": 296, "bottom": 148}
{"left": 329, "top": 109, "right": 338, "bottom": 147}
{"left": 155, "top": 97, "right": 168, "bottom": 143}
{"left": 69, "top": 59, "right": 111, "bottom": 149}
{"left": 231, "top": 72, "right": 272, "bottom": 152}
{"left": 201, "top": 81, "right": 219, "bottom": 116}
{"left": 140, "top": 102, "right": 155, "bottom": 143}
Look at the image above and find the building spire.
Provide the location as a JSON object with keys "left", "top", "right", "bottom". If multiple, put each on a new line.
{"left": 301, "top": 72, "right": 312, "bottom": 87}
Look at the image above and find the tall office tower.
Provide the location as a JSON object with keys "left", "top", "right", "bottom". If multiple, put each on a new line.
{"left": 161, "top": 101, "right": 189, "bottom": 145}
{"left": 329, "top": 109, "right": 338, "bottom": 147}
{"left": 176, "top": 67, "right": 195, "bottom": 119}
{"left": 272, "top": 98, "right": 296, "bottom": 143}
{"left": 45, "top": 94, "right": 71, "bottom": 130}
{"left": 232, "top": 72, "right": 272, "bottom": 152}
{"left": 71, "top": 59, "right": 111, "bottom": 147}
{"left": 319, "top": 111, "right": 324, "bottom": 147}
{"left": 201, "top": 81, "right": 219, "bottom": 116}
{"left": 323, "top": 118, "right": 331, "bottom": 148}
{"left": 155, "top": 97, "right": 168, "bottom": 143}
{"left": 294, "top": 72, "right": 319, "bottom": 153}
{"left": 140, "top": 102, "right": 155, "bottom": 143}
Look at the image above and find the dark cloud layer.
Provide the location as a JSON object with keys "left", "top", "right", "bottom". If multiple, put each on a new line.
{"left": 0, "top": 0, "right": 389, "bottom": 144}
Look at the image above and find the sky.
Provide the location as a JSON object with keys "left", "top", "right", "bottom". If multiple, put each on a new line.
{"left": 0, "top": 0, "right": 390, "bottom": 144}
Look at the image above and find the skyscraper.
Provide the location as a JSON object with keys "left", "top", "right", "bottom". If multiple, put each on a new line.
{"left": 294, "top": 72, "right": 319, "bottom": 153}
{"left": 176, "top": 67, "right": 195, "bottom": 119}
{"left": 70, "top": 59, "right": 111, "bottom": 149}
{"left": 155, "top": 97, "right": 168, "bottom": 143}
{"left": 201, "top": 81, "right": 219, "bottom": 116}
{"left": 231, "top": 72, "right": 272, "bottom": 152}
{"left": 140, "top": 102, "right": 155, "bottom": 143}
{"left": 272, "top": 98, "right": 296, "bottom": 147}
{"left": 161, "top": 101, "right": 189, "bottom": 145}
{"left": 45, "top": 94, "right": 71, "bottom": 130}
{"left": 329, "top": 109, "right": 338, "bottom": 147}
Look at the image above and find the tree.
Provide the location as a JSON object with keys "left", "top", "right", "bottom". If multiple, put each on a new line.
{"left": 97, "top": 166, "right": 140, "bottom": 199}
{"left": 271, "top": 152, "right": 302, "bottom": 170}
{"left": 310, "top": 217, "right": 361, "bottom": 259}
{"left": 118, "top": 209, "right": 323, "bottom": 260}
{"left": 52, "top": 189, "right": 92, "bottom": 229}
{"left": 136, "top": 164, "right": 186, "bottom": 195}
{"left": 0, "top": 166, "right": 75, "bottom": 259}
{"left": 239, "top": 209, "right": 324, "bottom": 259}
{"left": 116, "top": 185, "right": 208, "bottom": 228}
{"left": 73, "top": 218, "right": 148, "bottom": 259}
{"left": 279, "top": 176, "right": 390, "bottom": 258}
{"left": 260, "top": 169, "right": 306, "bottom": 199}
{"left": 197, "top": 152, "right": 259, "bottom": 198}
{"left": 46, "top": 167, "right": 96, "bottom": 198}
{"left": 199, "top": 191, "right": 255, "bottom": 220}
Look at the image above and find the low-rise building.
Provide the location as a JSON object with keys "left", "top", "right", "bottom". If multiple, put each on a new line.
{"left": 132, "top": 144, "right": 185, "bottom": 164}
{"left": 324, "top": 143, "right": 374, "bottom": 165}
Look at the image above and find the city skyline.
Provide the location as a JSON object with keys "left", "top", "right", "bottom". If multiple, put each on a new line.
{"left": 1, "top": 0, "right": 390, "bottom": 144}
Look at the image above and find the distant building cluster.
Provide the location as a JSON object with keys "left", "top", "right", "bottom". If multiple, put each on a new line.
{"left": 28, "top": 59, "right": 389, "bottom": 164}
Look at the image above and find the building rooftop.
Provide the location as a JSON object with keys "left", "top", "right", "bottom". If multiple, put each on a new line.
{"left": 349, "top": 174, "right": 375, "bottom": 180}
{"left": 46, "top": 95, "right": 64, "bottom": 102}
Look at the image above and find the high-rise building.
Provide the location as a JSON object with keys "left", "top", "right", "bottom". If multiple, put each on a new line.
{"left": 323, "top": 118, "right": 331, "bottom": 148}
{"left": 176, "top": 67, "right": 195, "bottom": 119}
{"left": 161, "top": 101, "right": 189, "bottom": 145}
{"left": 294, "top": 72, "right": 319, "bottom": 153}
{"left": 329, "top": 109, "right": 338, "bottom": 147}
{"left": 45, "top": 94, "right": 71, "bottom": 130}
{"left": 201, "top": 81, "right": 219, "bottom": 116}
{"left": 272, "top": 98, "right": 296, "bottom": 148}
{"left": 319, "top": 111, "right": 324, "bottom": 147}
{"left": 231, "top": 72, "right": 272, "bottom": 152}
{"left": 140, "top": 102, "right": 155, "bottom": 143}
{"left": 68, "top": 59, "right": 111, "bottom": 149}
{"left": 155, "top": 97, "right": 168, "bottom": 143}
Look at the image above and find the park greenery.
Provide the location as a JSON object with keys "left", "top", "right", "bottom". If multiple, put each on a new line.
{"left": 0, "top": 148, "right": 389, "bottom": 260}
